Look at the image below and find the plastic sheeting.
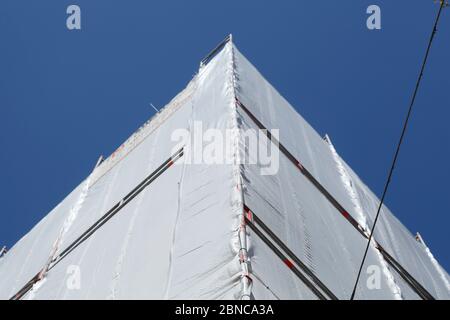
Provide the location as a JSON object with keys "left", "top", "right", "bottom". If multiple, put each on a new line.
{"left": 0, "top": 38, "right": 448, "bottom": 300}
{"left": 232, "top": 43, "right": 449, "bottom": 299}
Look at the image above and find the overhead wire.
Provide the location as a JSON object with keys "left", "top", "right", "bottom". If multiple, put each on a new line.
{"left": 350, "top": 1, "right": 447, "bottom": 300}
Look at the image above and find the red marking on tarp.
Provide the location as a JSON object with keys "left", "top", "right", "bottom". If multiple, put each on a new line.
{"left": 341, "top": 210, "right": 350, "bottom": 219}
{"left": 244, "top": 205, "right": 253, "bottom": 221}
{"left": 284, "top": 259, "right": 294, "bottom": 269}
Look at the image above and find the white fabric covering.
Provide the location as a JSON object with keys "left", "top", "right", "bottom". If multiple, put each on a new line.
{"left": 1, "top": 39, "right": 448, "bottom": 300}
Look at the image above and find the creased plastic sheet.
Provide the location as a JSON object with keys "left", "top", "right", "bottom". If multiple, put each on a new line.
{"left": 1, "top": 39, "right": 448, "bottom": 300}
{"left": 162, "top": 43, "right": 243, "bottom": 299}
{"left": 238, "top": 109, "right": 399, "bottom": 299}
{"left": 232, "top": 44, "right": 449, "bottom": 299}
{"left": 0, "top": 89, "right": 195, "bottom": 299}
{"left": 248, "top": 229, "right": 317, "bottom": 300}
{"left": 53, "top": 98, "right": 194, "bottom": 260}
{"left": 1, "top": 42, "right": 244, "bottom": 300}
{"left": 25, "top": 162, "right": 184, "bottom": 299}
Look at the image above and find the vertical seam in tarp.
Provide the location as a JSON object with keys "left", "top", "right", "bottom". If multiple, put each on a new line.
{"left": 162, "top": 75, "right": 198, "bottom": 300}
{"left": 227, "top": 38, "right": 253, "bottom": 300}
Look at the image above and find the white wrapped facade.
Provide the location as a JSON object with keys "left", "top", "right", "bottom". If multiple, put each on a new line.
{"left": 0, "top": 36, "right": 448, "bottom": 300}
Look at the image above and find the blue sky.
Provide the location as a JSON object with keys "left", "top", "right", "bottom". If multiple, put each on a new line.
{"left": 0, "top": 0, "right": 449, "bottom": 273}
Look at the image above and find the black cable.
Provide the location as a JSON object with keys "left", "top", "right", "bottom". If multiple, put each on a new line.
{"left": 350, "top": 1, "right": 446, "bottom": 300}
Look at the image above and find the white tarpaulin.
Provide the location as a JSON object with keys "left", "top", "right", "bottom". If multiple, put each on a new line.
{"left": 0, "top": 36, "right": 448, "bottom": 300}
